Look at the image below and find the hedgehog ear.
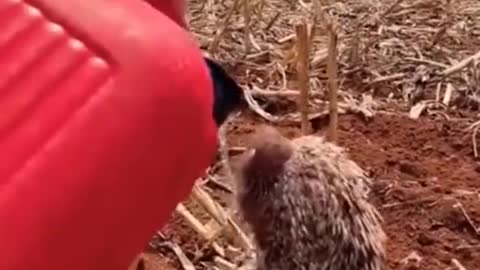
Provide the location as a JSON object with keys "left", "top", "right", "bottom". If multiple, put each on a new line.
{"left": 248, "top": 125, "right": 293, "bottom": 174}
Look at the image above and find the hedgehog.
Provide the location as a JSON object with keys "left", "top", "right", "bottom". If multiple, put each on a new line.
{"left": 230, "top": 125, "right": 387, "bottom": 270}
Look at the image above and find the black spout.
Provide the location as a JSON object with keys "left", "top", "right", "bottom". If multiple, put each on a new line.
{"left": 204, "top": 57, "right": 242, "bottom": 127}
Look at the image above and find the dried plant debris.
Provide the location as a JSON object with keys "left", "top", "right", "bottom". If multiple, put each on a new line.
{"left": 188, "top": 0, "right": 480, "bottom": 119}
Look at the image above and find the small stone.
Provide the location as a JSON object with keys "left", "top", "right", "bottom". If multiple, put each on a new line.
{"left": 417, "top": 233, "right": 435, "bottom": 246}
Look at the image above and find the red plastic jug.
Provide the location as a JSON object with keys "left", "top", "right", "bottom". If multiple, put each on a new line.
{"left": 0, "top": 0, "right": 217, "bottom": 269}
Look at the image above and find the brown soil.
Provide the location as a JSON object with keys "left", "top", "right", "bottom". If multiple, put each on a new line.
{"left": 141, "top": 111, "right": 480, "bottom": 270}
{"left": 321, "top": 113, "right": 480, "bottom": 270}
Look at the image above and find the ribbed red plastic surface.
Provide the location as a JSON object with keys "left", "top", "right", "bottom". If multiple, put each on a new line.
{"left": 0, "top": 0, "right": 113, "bottom": 180}
{"left": 0, "top": 0, "right": 217, "bottom": 269}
